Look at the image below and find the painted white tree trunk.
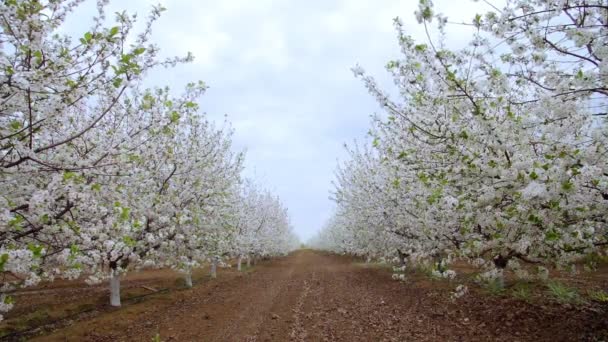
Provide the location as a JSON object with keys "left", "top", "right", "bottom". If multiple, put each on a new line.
{"left": 210, "top": 259, "right": 218, "bottom": 279}
{"left": 110, "top": 272, "right": 121, "bottom": 307}
{"left": 237, "top": 256, "right": 242, "bottom": 271}
{"left": 496, "top": 269, "right": 505, "bottom": 289}
{"left": 184, "top": 272, "right": 193, "bottom": 288}
{"left": 247, "top": 257, "right": 251, "bottom": 267}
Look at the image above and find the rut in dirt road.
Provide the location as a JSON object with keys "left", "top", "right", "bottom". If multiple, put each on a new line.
{"left": 39, "top": 250, "right": 605, "bottom": 342}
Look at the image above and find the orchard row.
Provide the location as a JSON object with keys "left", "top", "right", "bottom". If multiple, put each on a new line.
{"left": 0, "top": 1, "right": 298, "bottom": 316}
{"left": 312, "top": 0, "right": 608, "bottom": 284}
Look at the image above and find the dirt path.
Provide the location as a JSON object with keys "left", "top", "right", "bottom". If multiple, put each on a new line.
{"left": 33, "top": 250, "right": 607, "bottom": 341}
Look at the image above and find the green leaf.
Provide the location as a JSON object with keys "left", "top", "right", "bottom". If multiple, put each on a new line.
{"left": 8, "top": 216, "right": 24, "bottom": 230}
{"left": 528, "top": 214, "right": 542, "bottom": 225}
{"left": 9, "top": 120, "right": 21, "bottom": 130}
{"left": 109, "top": 26, "right": 120, "bottom": 37}
{"left": 473, "top": 13, "right": 482, "bottom": 27}
{"left": 65, "top": 79, "right": 77, "bottom": 88}
{"left": 33, "top": 50, "right": 42, "bottom": 65}
{"left": 562, "top": 181, "right": 574, "bottom": 192}
{"left": 545, "top": 230, "right": 561, "bottom": 242}
{"left": 123, "top": 236, "right": 137, "bottom": 247}
{"left": 169, "top": 111, "right": 180, "bottom": 123}
{"left": 417, "top": 172, "right": 429, "bottom": 185}
{"left": 120, "top": 207, "right": 131, "bottom": 221}
{"left": 530, "top": 171, "right": 538, "bottom": 180}
{"left": 63, "top": 171, "right": 76, "bottom": 181}
{"left": 128, "top": 154, "right": 141, "bottom": 162}
{"left": 67, "top": 221, "right": 81, "bottom": 234}
{"left": 414, "top": 44, "right": 427, "bottom": 52}
{"left": 422, "top": 6, "right": 433, "bottom": 20}
{"left": 426, "top": 187, "right": 443, "bottom": 205}
{"left": 548, "top": 200, "right": 560, "bottom": 209}
{"left": 134, "top": 47, "right": 146, "bottom": 55}
{"left": 0, "top": 254, "right": 9, "bottom": 272}
{"left": 27, "top": 243, "right": 44, "bottom": 258}
{"left": 120, "top": 54, "right": 132, "bottom": 64}
{"left": 70, "top": 244, "right": 79, "bottom": 255}
{"left": 385, "top": 60, "right": 399, "bottom": 69}
{"left": 112, "top": 77, "right": 123, "bottom": 88}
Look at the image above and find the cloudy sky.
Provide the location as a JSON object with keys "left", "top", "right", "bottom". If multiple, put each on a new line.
{"left": 66, "top": 0, "right": 489, "bottom": 241}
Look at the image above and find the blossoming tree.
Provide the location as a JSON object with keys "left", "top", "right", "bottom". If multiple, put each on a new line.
{"left": 1, "top": 0, "right": 297, "bottom": 315}
{"left": 314, "top": 0, "right": 608, "bottom": 284}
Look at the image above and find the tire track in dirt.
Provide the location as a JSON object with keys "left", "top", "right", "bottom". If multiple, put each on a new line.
{"left": 288, "top": 271, "right": 314, "bottom": 341}
{"left": 221, "top": 264, "right": 296, "bottom": 342}
{"left": 164, "top": 258, "right": 299, "bottom": 342}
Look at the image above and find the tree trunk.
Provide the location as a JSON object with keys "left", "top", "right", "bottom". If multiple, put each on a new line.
{"left": 496, "top": 270, "right": 505, "bottom": 288}
{"left": 493, "top": 255, "right": 509, "bottom": 288}
{"left": 184, "top": 272, "right": 193, "bottom": 288}
{"left": 493, "top": 254, "right": 510, "bottom": 269}
{"left": 237, "top": 256, "right": 242, "bottom": 271}
{"left": 397, "top": 249, "right": 408, "bottom": 267}
{"left": 110, "top": 272, "right": 121, "bottom": 307}
{"left": 210, "top": 259, "right": 218, "bottom": 279}
{"left": 247, "top": 257, "right": 251, "bottom": 267}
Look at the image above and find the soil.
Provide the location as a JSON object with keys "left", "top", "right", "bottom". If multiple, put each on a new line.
{"left": 3, "top": 250, "right": 607, "bottom": 341}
